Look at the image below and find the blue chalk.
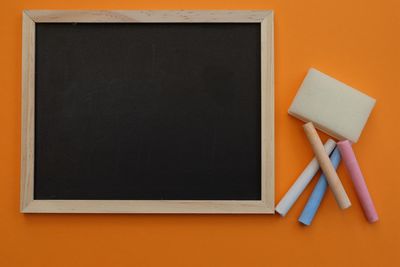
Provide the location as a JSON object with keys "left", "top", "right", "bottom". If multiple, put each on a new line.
{"left": 298, "top": 147, "right": 341, "bottom": 226}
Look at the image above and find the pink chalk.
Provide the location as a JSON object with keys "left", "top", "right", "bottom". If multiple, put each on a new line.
{"left": 337, "top": 140, "right": 378, "bottom": 223}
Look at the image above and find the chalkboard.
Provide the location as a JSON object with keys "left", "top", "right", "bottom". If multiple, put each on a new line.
{"left": 21, "top": 10, "right": 274, "bottom": 213}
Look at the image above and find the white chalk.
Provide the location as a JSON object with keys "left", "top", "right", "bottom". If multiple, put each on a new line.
{"left": 289, "top": 68, "right": 376, "bottom": 143}
{"left": 275, "top": 139, "right": 336, "bottom": 216}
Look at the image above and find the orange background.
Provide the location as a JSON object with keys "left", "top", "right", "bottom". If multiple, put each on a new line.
{"left": 1, "top": 0, "right": 400, "bottom": 266}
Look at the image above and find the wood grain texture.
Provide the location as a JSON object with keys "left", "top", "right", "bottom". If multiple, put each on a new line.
{"left": 261, "top": 13, "right": 275, "bottom": 212}
{"left": 23, "top": 200, "right": 272, "bottom": 213}
{"left": 303, "top": 122, "right": 351, "bottom": 209}
{"left": 20, "top": 11, "right": 35, "bottom": 211}
{"left": 25, "top": 10, "right": 272, "bottom": 23}
{"left": 20, "top": 10, "right": 274, "bottom": 213}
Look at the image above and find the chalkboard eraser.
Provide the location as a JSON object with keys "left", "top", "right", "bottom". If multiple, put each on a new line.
{"left": 288, "top": 68, "right": 376, "bottom": 143}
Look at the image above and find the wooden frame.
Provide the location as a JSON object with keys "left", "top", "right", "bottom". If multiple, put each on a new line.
{"left": 21, "top": 10, "right": 274, "bottom": 213}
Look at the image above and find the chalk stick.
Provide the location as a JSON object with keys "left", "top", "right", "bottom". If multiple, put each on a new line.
{"left": 303, "top": 122, "right": 351, "bottom": 209}
{"left": 298, "top": 147, "right": 341, "bottom": 225}
{"left": 337, "top": 140, "right": 378, "bottom": 223}
{"left": 275, "top": 139, "right": 336, "bottom": 216}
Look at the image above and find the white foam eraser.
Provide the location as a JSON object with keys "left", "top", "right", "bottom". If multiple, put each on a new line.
{"left": 289, "top": 68, "right": 376, "bottom": 143}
